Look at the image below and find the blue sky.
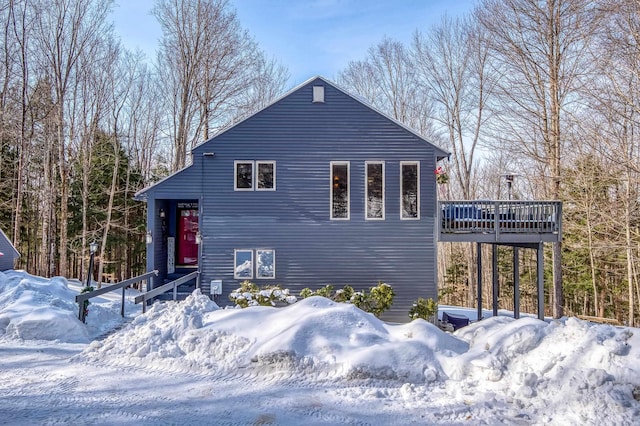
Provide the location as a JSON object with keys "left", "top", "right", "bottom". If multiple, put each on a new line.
{"left": 112, "top": 0, "right": 475, "bottom": 85}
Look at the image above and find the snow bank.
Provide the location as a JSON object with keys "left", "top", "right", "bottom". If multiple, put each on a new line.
{"left": 0, "top": 270, "right": 140, "bottom": 343}
{"left": 445, "top": 316, "right": 640, "bottom": 423}
{"left": 1, "top": 270, "right": 639, "bottom": 423}
{"left": 0, "top": 270, "right": 89, "bottom": 343}
{"left": 80, "top": 290, "right": 640, "bottom": 422}
{"left": 81, "top": 290, "right": 640, "bottom": 397}
{"left": 82, "top": 293, "right": 469, "bottom": 382}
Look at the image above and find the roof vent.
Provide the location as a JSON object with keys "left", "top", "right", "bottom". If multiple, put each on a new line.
{"left": 312, "top": 85, "right": 325, "bottom": 103}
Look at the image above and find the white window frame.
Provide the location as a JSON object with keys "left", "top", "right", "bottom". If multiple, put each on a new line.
{"left": 256, "top": 249, "right": 276, "bottom": 279}
{"left": 234, "top": 161, "right": 254, "bottom": 191}
{"left": 365, "top": 161, "right": 385, "bottom": 220}
{"left": 330, "top": 161, "right": 350, "bottom": 220}
{"left": 400, "top": 161, "right": 420, "bottom": 220}
{"left": 234, "top": 249, "right": 254, "bottom": 279}
{"left": 256, "top": 161, "right": 276, "bottom": 191}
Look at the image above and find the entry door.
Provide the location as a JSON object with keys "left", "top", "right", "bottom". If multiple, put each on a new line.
{"left": 177, "top": 209, "right": 198, "bottom": 266}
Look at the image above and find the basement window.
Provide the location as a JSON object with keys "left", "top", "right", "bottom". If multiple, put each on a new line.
{"left": 256, "top": 249, "right": 275, "bottom": 279}
{"left": 234, "top": 249, "right": 253, "bottom": 279}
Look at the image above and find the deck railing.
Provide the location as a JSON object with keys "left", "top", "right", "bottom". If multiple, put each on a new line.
{"left": 439, "top": 200, "right": 562, "bottom": 240}
{"left": 75, "top": 270, "right": 158, "bottom": 322}
{"left": 134, "top": 271, "right": 200, "bottom": 313}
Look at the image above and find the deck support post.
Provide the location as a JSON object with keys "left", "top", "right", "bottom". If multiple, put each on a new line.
{"left": 537, "top": 242, "right": 544, "bottom": 320}
{"left": 513, "top": 247, "right": 520, "bottom": 319}
{"left": 477, "top": 242, "right": 483, "bottom": 321}
{"left": 492, "top": 244, "right": 499, "bottom": 317}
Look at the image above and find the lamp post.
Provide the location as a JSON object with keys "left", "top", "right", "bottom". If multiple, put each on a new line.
{"left": 502, "top": 173, "right": 517, "bottom": 200}
{"left": 86, "top": 241, "right": 98, "bottom": 288}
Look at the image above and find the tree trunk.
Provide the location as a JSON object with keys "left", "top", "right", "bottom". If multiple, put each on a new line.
{"left": 57, "top": 101, "right": 69, "bottom": 276}
{"left": 625, "top": 180, "right": 634, "bottom": 326}
{"left": 97, "top": 133, "right": 120, "bottom": 288}
{"left": 13, "top": 2, "right": 29, "bottom": 258}
{"left": 40, "top": 147, "right": 54, "bottom": 276}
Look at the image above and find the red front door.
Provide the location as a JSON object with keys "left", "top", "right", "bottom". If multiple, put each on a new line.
{"left": 177, "top": 208, "right": 198, "bottom": 266}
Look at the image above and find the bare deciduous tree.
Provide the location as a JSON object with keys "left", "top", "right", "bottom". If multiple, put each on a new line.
{"left": 413, "top": 15, "right": 492, "bottom": 201}
{"left": 33, "top": 0, "right": 113, "bottom": 276}
{"left": 338, "top": 37, "right": 440, "bottom": 142}
{"left": 154, "top": 0, "right": 287, "bottom": 171}
{"left": 583, "top": 0, "right": 640, "bottom": 325}
{"left": 477, "top": 0, "right": 601, "bottom": 318}
{"left": 412, "top": 15, "right": 494, "bottom": 307}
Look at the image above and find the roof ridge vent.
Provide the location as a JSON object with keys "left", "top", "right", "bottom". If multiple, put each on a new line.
{"left": 312, "top": 85, "right": 325, "bottom": 103}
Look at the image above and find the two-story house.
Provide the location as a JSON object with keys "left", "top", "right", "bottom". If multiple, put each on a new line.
{"left": 135, "top": 76, "right": 449, "bottom": 322}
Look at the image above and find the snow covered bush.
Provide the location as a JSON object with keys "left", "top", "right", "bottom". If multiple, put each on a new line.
{"left": 300, "top": 282, "right": 395, "bottom": 317}
{"left": 367, "top": 282, "right": 395, "bottom": 317}
{"left": 409, "top": 297, "right": 438, "bottom": 322}
{"left": 333, "top": 285, "right": 354, "bottom": 303}
{"left": 229, "top": 280, "right": 297, "bottom": 308}
{"left": 301, "top": 284, "right": 334, "bottom": 298}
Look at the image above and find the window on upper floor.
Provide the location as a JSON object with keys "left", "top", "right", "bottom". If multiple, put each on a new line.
{"left": 331, "top": 161, "right": 350, "bottom": 220}
{"left": 401, "top": 161, "right": 420, "bottom": 219}
{"left": 256, "top": 161, "right": 276, "bottom": 190}
{"left": 235, "top": 160, "right": 276, "bottom": 191}
{"left": 235, "top": 161, "right": 253, "bottom": 190}
{"left": 366, "top": 161, "right": 385, "bottom": 220}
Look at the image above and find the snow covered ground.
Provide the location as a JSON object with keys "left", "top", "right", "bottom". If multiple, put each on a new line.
{"left": 1, "top": 270, "right": 639, "bottom": 425}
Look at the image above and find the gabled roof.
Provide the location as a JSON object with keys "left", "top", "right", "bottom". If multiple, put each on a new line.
{"left": 136, "top": 75, "right": 450, "bottom": 199}
{"left": 0, "top": 228, "right": 20, "bottom": 258}
{"left": 191, "top": 75, "right": 449, "bottom": 157}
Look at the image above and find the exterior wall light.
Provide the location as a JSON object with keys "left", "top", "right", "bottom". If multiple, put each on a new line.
{"left": 86, "top": 240, "right": 99, "bottom": 290}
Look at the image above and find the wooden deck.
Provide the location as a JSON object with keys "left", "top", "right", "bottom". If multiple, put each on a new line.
{"left": 438, "top": 200, "right": 562, "bottom": 245}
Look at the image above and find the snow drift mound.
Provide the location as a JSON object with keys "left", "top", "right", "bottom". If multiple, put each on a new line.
{"left": 82, "top": 292, "right": 469, "bottom": 382}
{"left": 0, "top": 270, "right": 89, "bottom": 343}
{"left": 441, "top": 315, "right": 640, "bottom": 423}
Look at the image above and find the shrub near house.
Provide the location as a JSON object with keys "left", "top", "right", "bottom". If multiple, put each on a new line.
{"left": 230, "top": 282, "right": 395, "bottom": 318}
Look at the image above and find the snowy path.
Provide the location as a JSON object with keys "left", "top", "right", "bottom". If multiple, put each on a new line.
{"left": 0, "top": 342, "right": 517, "bottom": 425}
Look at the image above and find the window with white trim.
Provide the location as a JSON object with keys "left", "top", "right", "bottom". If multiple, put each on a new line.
{"left": 256, "top": 249, "right": 275, "bottom": 279}
{"left": 366, "top": 161, "right": 385, "bottom": 220}
{"left": 331, "top": 161, "right": 350, "bottom": 219}
{"left": 235, "top": 160, "right": 276, "bottom": 191}
{"left": 234, "top": 161, "right": 253, "bottom": 190}
{"left": 401, "top": 161, "right": 420, "bottom": 219}
{"left": 256, "top": 161, "right": 276, "bottom": 190}
{"left": 234, "top": 249, "right": 253, "bottom": 279}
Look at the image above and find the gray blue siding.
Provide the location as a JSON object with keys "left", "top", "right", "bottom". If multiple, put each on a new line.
{"left": 139, "top": 77, "right": 447, "bottom": 322}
